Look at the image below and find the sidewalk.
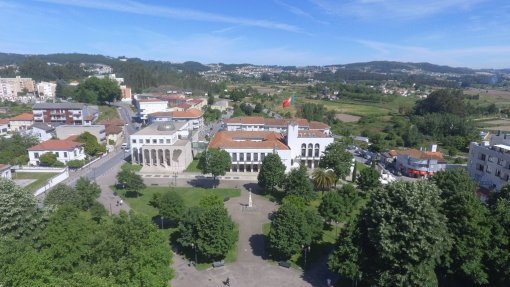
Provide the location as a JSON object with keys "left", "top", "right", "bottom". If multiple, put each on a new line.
{"left": 140, "top": 171, "right": 259, "bottom": 181}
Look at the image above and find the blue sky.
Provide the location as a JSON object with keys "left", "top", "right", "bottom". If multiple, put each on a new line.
{"left": 1, "top": 0, "right": 510, "bottom": 68}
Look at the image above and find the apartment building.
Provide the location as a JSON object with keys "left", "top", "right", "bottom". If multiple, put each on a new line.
{"left": 36, "top": 82, "right": 57, "bottom": 100}
{"left": 468, "top": 132, "right": 510, "bottom": 191}
{"left": 0, "top": 76, "right": 35, "bottom": 100}
{"left": 32, "top": 103, "right": 98, "bottom": 125}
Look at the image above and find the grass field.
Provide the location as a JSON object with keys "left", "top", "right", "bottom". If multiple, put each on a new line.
{"left": 96, "top": 105, "right": 119, "bottom": 122}
{"left": 119, "top": 186, "right": 241, "bottom": 218}
{"left": 121, "top": 163, "right": 142, "bottom": 172}
{"left": 184, "top": 160, "right": 200, "bottom": 172}
{"left": 14, "top": 172, "right": 58, "bottom": 192}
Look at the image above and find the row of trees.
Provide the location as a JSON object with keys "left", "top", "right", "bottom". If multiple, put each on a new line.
{"left": 72, "top": 77, "right": 122, "bottom": 104}
{"left": 328, "top": 169, "right": 510, "bottom": 286}
{"left": 0, "top": 177, "right": 173, "bottom": 286}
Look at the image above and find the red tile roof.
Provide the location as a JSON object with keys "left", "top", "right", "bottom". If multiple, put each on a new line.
{"left": 209, "top": 131, "right": 289, "bottom": 150}
{"left": 309, "top": 121, "right": 330, "bottom": 130}
{"left": 172, "top": 108, "right": 203, "bottom": 118}
{"left": 0, "top": 164, "right": 10, "bottom": 171}
{"left": 389, "top": 149, "right": 444, "bottom": 161}
{"left": 0, "top": 118, "right": 9, "bottom": 125}
{"left": 99, "top": 118, "right": 125, "bottom": 126}
{"left": 10, "top": 113, "right": 33, "bottom": 121}
{"left": 176, "top": 103, "right": 192, "bottom": 110}
{"left": 28, "top": 139, "right": 83, "bottom": 151}
{"left": 298, "top": 130, "right": 329, "bottom": 138}
{"left": 223, "top": 116, "right": 265, "bottom": 125}
{"left": 105, "top": 125, "right": 123, "bottom": 135}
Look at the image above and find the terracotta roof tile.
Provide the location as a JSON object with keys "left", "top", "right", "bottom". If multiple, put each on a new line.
{"left": 389, "top": 149, "right": 444, "bottom": 161}
{"left": 28, "top": 139, "right": 83, "bottom": 151}
{"left": 105, "top": 125, "right": 123, "bottom": 135}
{"left": 223, "top": 116, "right": 329, "bottom": 130}
{"left": 298, "top": 130, "right": 329, "bottom": 138}
{"left": 309, "top": 121, "right": 330, "bottom": 130}
{"left": 172, "top": 108, "right": 203, "bottom": 118}
{"left": 0, "top": 164, "right": 10, "bottom": 171}
{"left": 99, "top": 118, "right": 125, "bottom": 126}
{"left": 176, "top": 103, "right": 192, "bottom": 110}
{"left": 209, "top": 131, "right": 289, "bottom": 150}
{"left": 10, "top": 113, "right": 33, "bottom": 121}
{"left": 0, "top": 118, "right": 9, "bottom": 124}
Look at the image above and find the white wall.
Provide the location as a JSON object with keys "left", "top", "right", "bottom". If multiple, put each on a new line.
{"left": 29, "top": 147, "right": 86, "bottom": 166}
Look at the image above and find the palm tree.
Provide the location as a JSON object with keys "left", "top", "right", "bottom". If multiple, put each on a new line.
{"left": 312, "top": 168, "right": 337, "bottom": 194}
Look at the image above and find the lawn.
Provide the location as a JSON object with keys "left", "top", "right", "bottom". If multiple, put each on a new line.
{"left": 121, "top": 163, "right": 142, "bottom": 172}
{"left": 184, "top": 159, "right": 200, "bottom": 172}
{"left": 118, "top": 186, "right": 241, "bottom": 218}
{"left": 13, "top": 172, "right": 59, "bottom": 193}
{"left": 96, "top": 105, "right": 119, "bottom": 122}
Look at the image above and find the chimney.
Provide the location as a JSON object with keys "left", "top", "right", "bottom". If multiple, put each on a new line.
{"left": 430, "top": 144, "right": 437, "bottom": 153}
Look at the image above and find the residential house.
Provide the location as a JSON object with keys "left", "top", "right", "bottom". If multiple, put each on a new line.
{"left": 36, "top": 82, "right": 57, "bottom": 100}
{"left": 389, "top": 145, "right": 446, "bottom": 177}
{"left": 24, "top": 123, "right": 55, "bottom": 142}
{"left": 0, "top": 118, "right": 8, "bottom": 135}
{"left": 9, "top": 113, "right": 33, "bottom": 131}
{"left": 100, "top": 118, "right": 125, "bottom": 144}
{"left": 0, "top": 164, "right": 11, "bottom": 179}
{"left": 32, "top": 103, "right": 98, "bottom": 125}
{"left": 28, "top": 139, "right": 85, "bottom": 165}
{"left": 211, "top": 100, "right": 229, "bottom": 112}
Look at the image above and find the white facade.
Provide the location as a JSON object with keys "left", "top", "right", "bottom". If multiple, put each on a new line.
{"left": 468, "top": 133, "right": 510, "bottom": 191}
{"left": 129, "top": 122, "right": 193, "bottom": 172}
{"left": 210, "top": 122, "right": 334, "bottom": 173}
{"left": 23, "top": 125, "right": 54, "bottom": 142}
{"left": 28, "top": 141, "right": 86, "bottom": 166}
{"left": 0, "top": 164, "right": 11, "bottom": 179}
{"left": 36, "top": 82, "right": 57, "bottom": 100}
{"left": 0, "top": 121, "right": 8, "bottom": 135}
{"left": 136, "top": 100, "right": 168, "bottom": 121}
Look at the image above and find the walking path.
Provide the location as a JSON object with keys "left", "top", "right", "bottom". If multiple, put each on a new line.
{"left": 94, "top": 159, "right": 130, "bottom": 215}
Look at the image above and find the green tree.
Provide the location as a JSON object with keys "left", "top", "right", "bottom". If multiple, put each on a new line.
{"left": 486, "top": 185, "right": 510, "bottom": 286}
{"left": 0, "top": 133, "right": 39, "bottom": 165}
{"left": 67, "top": 159, "right": 85, "bottom": 169}
{"left": 431, "top": 169, "right": 490, "bottom": 285}
{"left": 0, "top": 178, "right": 43, "bottom": 238}
{"left": 283, "top": 164, "right": 315, "bottom": 201}
{"left": 159, "top": 190, "right": 185, "bottom": 224}
{"left": 74, "top": 77, "right": 121, "bottom": 104}
{"left": 116, "top": 168, "right": 145, "bottom": 196}
{"left": 268, "top": 199, "right": 322, "bottom": 260}
{"left": 195, "top": 204, "right": 237, "bottom": 260}
{"left": 197, "top": 148, "right": 231, "bottom": 180}
{"left": 74, "top": 177, "right": 101, "bottom": 210}
{"left": 88, "top": 212, "right": 173, "bottom": 286}
{"left": 319, "top": 142, "right": 353, "bottom": 181}
{"left": 356, "top": 167, "right": 381, "bottom": 191}
{"left": 319, "top": 184, "right": 363, "bottom": 224}
{"left": 90, "top": 202, "right": 108, "bottom": 223}
{"left": 257, "top": 153, "right": 286, "bottom": 193}
{"left": 207, "top": 92, "right": 214, "bottom": 105}
{"left": 44, "top": 184, "right": 79, "bottom": 207}
{"left": 318, "top": 190, "right": 343, "bottom": 224}
{"left": 40, "top": 205, "right": 97, "bottom": 274}
{"left": 77, "top": 132, "right": 105, "bottom": 156}
{"left": 312, "top": 168, "right": 337, "bottom": 193}
{"left": 38, "top": 152, "right": 64, "bottom": 167}
{"left": 329, "top": 181, "right": 449, "bottom": 286}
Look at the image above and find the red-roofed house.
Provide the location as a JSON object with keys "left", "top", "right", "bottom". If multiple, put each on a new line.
{"left": 9, "top": 113, "right": 33, "bottom": 131}
{"left": 0, "top": 164, "right": 11, "bottom": 179}
{"left": 389, "top": 144, "right": 446, "bottom": 177}
{"left": 28, "top": 139, "right": 85, "bottom": 166}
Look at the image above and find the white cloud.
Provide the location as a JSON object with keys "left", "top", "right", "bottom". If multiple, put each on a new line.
{"left": 310, "top": 0, "right": 485, "bottom": 20}
{"left": 38, "top": 0, "right": 302, "bottom": 32}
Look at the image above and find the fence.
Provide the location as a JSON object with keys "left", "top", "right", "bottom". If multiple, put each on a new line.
{"left": 15, "top": 166, "right": 68, "bottom": 173}
{"left": 33, "top": 169, "right": 70, "bottom": 197}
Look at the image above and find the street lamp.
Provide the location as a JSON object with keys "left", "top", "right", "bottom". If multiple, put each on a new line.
{"left": 173, "top": 172, "right": 178, "bottom": 186}
{"left": 191, "top": 243, "right": 198, "bottom": 265}
{"left": 302, "top": 245, "right": 310, "bottom": 268}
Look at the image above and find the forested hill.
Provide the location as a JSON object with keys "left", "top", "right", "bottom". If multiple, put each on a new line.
{"left": 0, "top": 52, "right": 213, "bottom": 93}
{"left": 332, "top": 61, "right": 476, "bottom": 75}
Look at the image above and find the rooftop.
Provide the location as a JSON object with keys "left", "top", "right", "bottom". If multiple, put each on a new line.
{"left": 389, "top": 149, "right": 445, "bottom": 161}
{"left": 31, "top": 122, "right": 54, "bottom": 131}
{"left": 132, "top": 121, "right": 187, "bottom": 136}
{"left": 0, "top": 164, "right": 10, "bottom": 171}
{"left": 10, "top": 113, "right": 33, "bottom": 121}
{"left": 105, "top": 125, "right": 123, "bottom": 135}
{"left": 99, "top": 118, "right": 125, "bottom": 126}
{"left": 209, "top": 131, "right": 289, "bottom": 150}
{"left": 28, "top": 139, "right": 83, "bottom": 151}
{"left": 0, "top": 118, "right": 9, "bottom": 125}
{"left": 298, "top": 130, "right": 329, "bottom": 138}
{"left": 33, "top": 103, "right": 86, "bottom": 109}
{"left": 149, "top": 108, "right": 204, "bottom": 119}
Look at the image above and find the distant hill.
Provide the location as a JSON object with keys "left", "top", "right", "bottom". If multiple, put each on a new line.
{"left": 334, "top": 61, "right": 475, "bottom": 75}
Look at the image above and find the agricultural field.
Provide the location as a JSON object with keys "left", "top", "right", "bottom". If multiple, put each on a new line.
{"left": 464, "top": 88, "right": 510, "bottom": 108}
{"left": 477, "top": 118, "right": 510, "bottom": 132}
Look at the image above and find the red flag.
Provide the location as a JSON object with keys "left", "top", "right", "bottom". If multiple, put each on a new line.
{"left": 282, "top": 96, "right": 291, "bottom": 108}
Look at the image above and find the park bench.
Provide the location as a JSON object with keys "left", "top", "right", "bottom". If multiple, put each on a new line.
{"left": 212, "top": 260, "right": 225, "bottom": 268}
{"left": 278, "top": 261, "right": 291, "bottom": 268}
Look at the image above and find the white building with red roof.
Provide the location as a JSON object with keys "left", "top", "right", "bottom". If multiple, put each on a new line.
{"left": 209, "top": 119, "right": 333, "bottom": 172}
{"left": 28, "top": 139, "right": 85, "bottom": 166}
{"left": 0, "top": 164, "right": 11, "bottom": 179}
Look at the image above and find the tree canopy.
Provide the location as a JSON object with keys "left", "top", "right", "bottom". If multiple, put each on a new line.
{"left": 257, "top": 153, "right": 286, "bottom": 193}
{"left": 283, "top": 164, "right": 316, "bottom": 201}
{"left": 319, "top": 142, "right": 353, "bottom": 180}
{"left": 329, "top": 181, "right": 449, "bottom": 286}
{"left": 197, "top": 148, "right": 231, "bottom": 180}
{"left": 73, "top": 77, "right": 121, "bottom": 104}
